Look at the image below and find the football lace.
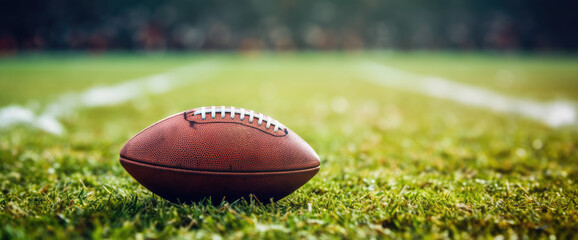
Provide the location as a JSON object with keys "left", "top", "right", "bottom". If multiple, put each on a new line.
{"left": 193, "top": 106, "right": 285, "bottom": 132}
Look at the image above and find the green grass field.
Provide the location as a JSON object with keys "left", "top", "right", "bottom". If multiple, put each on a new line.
{"left": 1, "top": 52, "right": 577, "bottom": 239}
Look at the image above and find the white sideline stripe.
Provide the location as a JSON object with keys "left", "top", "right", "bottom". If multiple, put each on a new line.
{"left": 0, "top": 61, "right": 219, "bottom": 135}
{"left": 359, "top": 61, "right": 577, "bottom": 128}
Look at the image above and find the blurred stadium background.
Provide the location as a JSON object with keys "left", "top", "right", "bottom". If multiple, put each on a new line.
{"left": 2, "top": 1, "right": 578, "bottom": 239}
{"left": 1, "top": 0, "right": 577, "bottom": 53}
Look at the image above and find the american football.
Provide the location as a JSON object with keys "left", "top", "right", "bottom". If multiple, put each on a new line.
{"left": 4, "top": 1, "right": 578, "bottom": 238}
{"left": 119, "top": 106, "right": 320, "bottom": 203}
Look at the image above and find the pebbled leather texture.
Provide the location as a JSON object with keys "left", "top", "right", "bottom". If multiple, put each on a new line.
{"left": 120, "top": 107, "right": 320, "bottom": 172}
{"left": 120, "top": 156, "right": 320, "bottom": 203}
{"left": 119, "top": 107, "right": 321, "bottom": 202}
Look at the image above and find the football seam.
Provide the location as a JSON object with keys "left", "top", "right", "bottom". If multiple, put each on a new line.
{"left": 184, "top": 111, "right": 288, "bottom": 137}
{"left": 119, "top": 155, "right": 320, "bottom": 173}
{"left": 128, "top": 112, "right": 182, "bottom": 142}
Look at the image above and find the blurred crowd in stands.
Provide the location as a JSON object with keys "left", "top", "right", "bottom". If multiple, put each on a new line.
{"left": 0, "top": 0, "right": 576, "bottom": 53}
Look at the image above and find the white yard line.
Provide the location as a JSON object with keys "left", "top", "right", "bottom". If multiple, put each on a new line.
{"left": 0, "top": 61, "right": 219, "bottom": 135}
{"left": 359, "top": 61, "right": 577, "bottom": 128}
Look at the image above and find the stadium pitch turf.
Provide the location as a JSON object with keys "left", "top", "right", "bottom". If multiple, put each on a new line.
{"left": 1, "top": 52, "right": 577, "bottom": 239}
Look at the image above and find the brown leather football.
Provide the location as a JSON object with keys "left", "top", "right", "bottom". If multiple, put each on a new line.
{"left": 120, "top": 106, "right": 320, "bottom": 203}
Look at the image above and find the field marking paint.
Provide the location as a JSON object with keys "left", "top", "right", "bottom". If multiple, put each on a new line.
{"left": 359, "top": 61, "right": 577, "bottom": 128}
{"left": 0, "top": 61, "right": 219, "bottom": 135}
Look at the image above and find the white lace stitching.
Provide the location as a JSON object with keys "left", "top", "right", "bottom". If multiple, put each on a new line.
{"left": 193, "top": 106, "right": 284, "bottom": 132}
